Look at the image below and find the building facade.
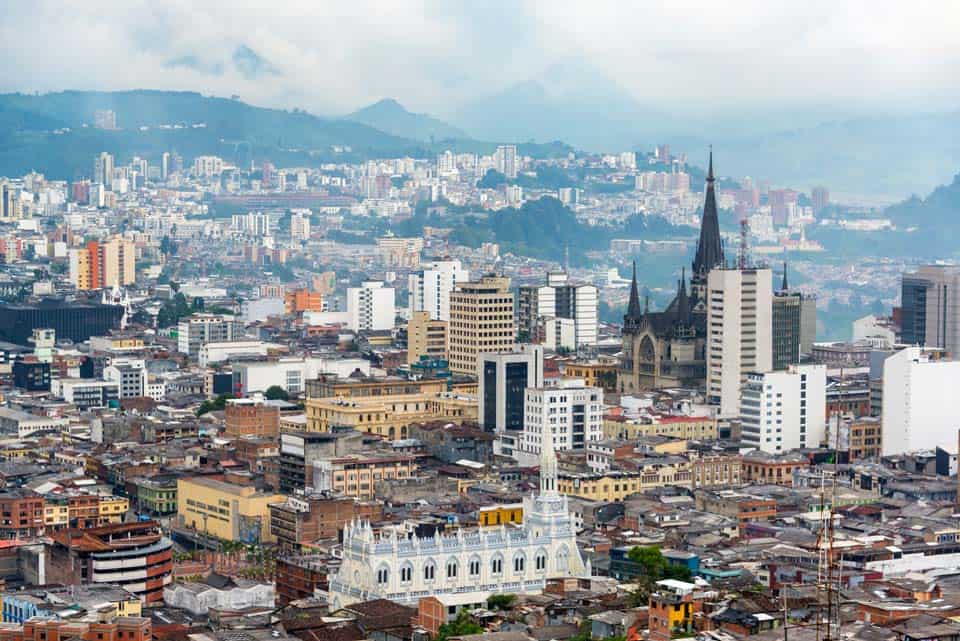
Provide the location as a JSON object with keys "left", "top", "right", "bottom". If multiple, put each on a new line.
{"left": 517, "top": 379, "right": 604, "bottom": 465}
{"left": 448, "top": 276, "right": 515, "bottom": 376}
{"left": 740, "top": 364, "right": 827, "bottom": 453}
{"left": 478, "top": 345, "right": 544, "bottom": 453}
{"left": 347, "top": 281, "right": 396, "bottom": 331}
{"left": 517, "top": 272, "right": 599, "bottom": 348}
{"left": 408, "top": 259, "right": 469, "bottom": 322}
{"left": 407, "top": 312, "right": 447, "bottom": 365}
{"left": 882, "top": 347, "right": 960, "bottom": 455}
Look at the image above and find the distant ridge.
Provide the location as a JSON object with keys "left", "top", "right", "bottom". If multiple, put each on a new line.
{"left": 346, "top": 98, "right": 469, "bottom": 142}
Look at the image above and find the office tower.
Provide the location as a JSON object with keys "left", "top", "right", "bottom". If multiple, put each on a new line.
{"left": 193, "top": 155, "right": 224, "bottom": 177}
{"left": 407, "top": 312, "right": 447, "bottom": 365}
{"left": 772, "top": 294, "right": 801, "bottom": 370}
{"left": 518, "top": 271, "right": 598, "bottom": 348}
{"left": 347, "top": 281, "right": 395, "bottom": 332}
{"left": 161, "top": 152, "right": 170, "bottom": 181}
{"left": 800, "top": 296, "right": 817, "bottom": 357}
{"left": 811, "top": 186, "right": 829, "bottom": 214}
{"left": 93, "top": 109, "right": 117, "bottom": 130}
{"left": 740, "top": 364, "right": 826, "bottom": 454}
{"left": 177, "top": 314, "right": 245, "bottom": 358}
{"left": 0, "top": 182, "right": 19, "bottom": 221}
{"left": 882, "top": 347, "right": 960, "bottom": 455}
{"left": 69, "top": 236, "right": 136, "bottom": 290}
{"left": 478, "top": 345, "right": 544, "bottom": 444}
{"left": 768, "top": 189, "right": 798, "bottom": 226}
{"left": 706, "top": 267, "right": 773, "bottom": 418}
{"left": 494, "top": 145, "right": 518, "bottom": 179}
{"left": 448, "top": 275, "right": 515, "bottom": 376}
{"left": 619, "top": 151, "right": 723, "bottom": 392}
{"left": 408, "top": 259, "right": 469, "bottom": 322}
{"left": 518, "top": 378, "right": 604, "bottom": 464}
{"left": 93, "top": 152, "right": 114, "bottom": 187}
{"left": 900, "top": 265, "right": 960, "bottom": 355}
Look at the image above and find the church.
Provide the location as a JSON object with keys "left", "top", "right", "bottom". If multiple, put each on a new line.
{"left": 618, "top": 152, "right": 725, "bottom": 392}
{"left": 327, "top": 424, "right": 586, "bottom": 608}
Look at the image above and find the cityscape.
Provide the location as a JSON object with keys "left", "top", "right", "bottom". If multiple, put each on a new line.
{"left": 0, "top": 4, "right": 960, "bottom": 641}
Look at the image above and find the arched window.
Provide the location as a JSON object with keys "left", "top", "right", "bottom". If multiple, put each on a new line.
{"left": 468, "top": 556, "right": 481, "bottom": 577}
{"left": 423, "top": 560, "right": 436, "bottom": 581}
{"left": 446, "top": 558, "right": 458, "bottom": 579}
{"left": 556, "top": 545, "right": 570, "bottom": 572}
{"left": 376, "top": 565, "right": 389, "bottom": 585}
{"left": 513, "top": 552, "right": 525, "bottom": 573}
{"left": 535, "top": 548, "right": 547, "bottom": 571}
{"left": 400, "top": 562, "right": 413, "bottom": 583}
{"left": 491, "top": 554, "right": 503, "bottom": 575}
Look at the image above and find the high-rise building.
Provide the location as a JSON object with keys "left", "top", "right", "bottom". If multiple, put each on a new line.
{"left": 93, "top": 152, "right": 114, "bottom": 187}
{"left": 177, "top": 314, "right": 245, "bottom": 358}
{"left": 407, "top": 311, "right": 447, "bottom": 364}
{"left": 346, "top": 281, "right": 395, "bottom": 332}
{"left": 290, "top": 211, "right": 311, "bottom": 241}
{"left": 69, "top": 237, "right": 136, "bottom": 290}
{"left": 193, "top": 155, "right": 224, "bottom": 177}
{"left": 408, "top": 259, "right": 469, "bottom": 321}
{"left": 900, "top": 265, "right": 960, "bottom": 356}
{"left": 882, "top": 347, "right": 960, "bottom": 455}
{"left": 478, "top": 345, "right": 544, "bottom": 453}
{"left": 494, "top": 145, "right": 518, "bottom": 179}
{"left": 0, "top": 182, "right": 20, "bottom": 221}
{"left": 707, "top": 267, "right": 773, "bottom": 418}
{"left": 160, "top": 152, "right": 170, "bottom": 181}
{"left": 772, "top": 263, "right": 817, "bottom": 368}
{"left": 517, "top": 378, "right": 604, "bottom": 465}
{"left": 740, "top": 364, "right": 826, "bottom": 454}
{"left": 517, "top": 271, "right": 598, "bottom": 348}
{"left": 377, "top": 236, "right": 424, "bottom": 268}
{"left": 811, "top": 186, "right": 829, "bottom": 214}
{"left": 448, "top": 276, "right": 515, "bottom": 376}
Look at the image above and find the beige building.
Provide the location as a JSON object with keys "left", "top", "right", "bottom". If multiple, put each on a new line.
{"left": 448, "top": 275, "right": 515, "bottom": 376}
{"left": 315, "top": 454, "right": 419, "bottom": 499}
{"left": 69, "top": 236, "right": 136, "bottom": 290}
{"left": 177, "top": 476, "right": 286, "bottom": 543}
{"left": 603, "top": 414, "right": 718, "bottom": 441}
{"left": 306, "top": 391, "right": 478, "bottom": 439}
{"left": 407, "top": 311, "right": 448, "bottom": 364}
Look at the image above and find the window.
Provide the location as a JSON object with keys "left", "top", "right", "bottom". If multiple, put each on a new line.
{"left": 447, "top": 559, "right": 458, "bottom": 578}
{"left": 424, "top": 562, "right": 436, "bottom": 581}
{"left": 400, "top": 563, "right": 412, "bottom": 583}
{"left": 491, "top": 556, "right": 503, "bottom": 575}
{"left": 377, "top": 566, "right": 389, "bottom": 585}
{"left": 536, "top": 552, "right": 547, "bottom": 571}
{"left": 469, "top": 558, "right": 481, "bottom": 577}
{"left": 513, "top": 553, "right": 525, "bottom": 573}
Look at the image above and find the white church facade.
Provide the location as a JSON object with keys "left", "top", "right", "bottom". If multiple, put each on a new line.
{"left": 327, "top": 424, "right": 586, "bottom": 608}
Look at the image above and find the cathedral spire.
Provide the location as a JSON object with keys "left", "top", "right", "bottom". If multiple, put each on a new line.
{"left": 692, "top": 148, "right": 724, "bottom": 278}
{"left": 626, "top": 260, "right": 642, "bottom": 320}
{"left": 782, "top": 261, "right": 789, "bottom": 291}
{"left": 539, "top": 421, "right": 558, "bottom": 496}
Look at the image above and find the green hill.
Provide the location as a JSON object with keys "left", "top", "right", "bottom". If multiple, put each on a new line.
{"left": 346, "top": 98, "right": 469, "bottom": 142}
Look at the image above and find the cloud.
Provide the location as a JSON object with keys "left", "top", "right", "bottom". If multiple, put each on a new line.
{"left": 1, "top": 0, "right": 958, "bottom": 116}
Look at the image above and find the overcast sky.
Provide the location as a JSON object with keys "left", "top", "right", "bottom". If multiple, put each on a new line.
{"left": 3, "top": 0, "right": 959, "bottom": 117}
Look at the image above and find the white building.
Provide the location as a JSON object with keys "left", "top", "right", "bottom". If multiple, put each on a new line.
{"left": 517, "top": 272, "right": 598, "bottom": 348}
{"left": 882, "top": 347, "right": 960, "bottom": 455}
{"left": 198, "top": 340, "right": 281, "bottom": 368}
{"left": 164, "top": 581, "right": 274, "bottom": 616}
{"left": 177, "top": 314, "right": 245, "bottom": 358}
{"left": 327, "top": 420, "right": 585, "bottom": 608}
{"left": 193, "top": 155, "right": 224, "bottom": 177}
{"left": 494, "top": 145, "right": 518, "bottom": 179}
{"left": 517, "top": 378, "right": 604, "bottom": 466}
{"left": 103, "top": 359, "right": 146, "bottom": 399}
{"left": 290, "top": 210, "right": 311, "bottom": 241}
{"left": 408, "top": 260, "right": 469, "bottom": 322}
{"left": 852, "top": 314, "right": 896, "bottom": 349}
{"left": 347, "top": 281, "right": 395, "bottom": 332}
{"left": 707, "top": 268, "right": 773, "bottom": 418}
{"left": 240, "top": 297, "right": 285, "bottom": 323}
{"left": 232, "top": 356, "right": 370, "bottom": 395}
{"left": 740, "top": 364, "right": 826, "bottom": 454}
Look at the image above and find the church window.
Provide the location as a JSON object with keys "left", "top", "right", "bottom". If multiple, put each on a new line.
{"left": 491, "top": 555, "right": 503, "bottom": 575}
{"left": 447, "top": 559, "right": 458, "bottom": 578}
{"left": 513, "top": 553, "right": 525, "bottom": 573}
{"left": 376, "top": 566, "right": 389, "bottom": 585}
{"left": 424, "top": 561, "right": 436, "bottom": 581}
{"left": 400, "top": 563, "right": 412, "bottom": 583}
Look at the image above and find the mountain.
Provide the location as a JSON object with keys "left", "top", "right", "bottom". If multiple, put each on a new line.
{"left": 346, "top": 98, "right": 469, "bottom": 142}
{"left": 0, "top": 90, "right": 424, "bottom": 179}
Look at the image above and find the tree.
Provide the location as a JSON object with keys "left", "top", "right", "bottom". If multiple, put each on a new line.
{"left": 626, "top": 545, "right": 692, "bottom": 599}
{"left": 436, "top": 609, "right": 482, "bottom": 641}
{"left": 197, "top": 394, "right": 231, "bottom": 416}
{"left": 486, "top": 593, "right": 516, "bottom": 610}
{"left": 477, "top": 168, "right": 506, "bottom": 189}
{"left": 264, "top": 385, "right": 289, "bottom": 401}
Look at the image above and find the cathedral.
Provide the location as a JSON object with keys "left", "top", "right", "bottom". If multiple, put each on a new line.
{"left": 327, "top": 424, "right": 586, "bottom": 608}
{"left": 618, "top": 151, "right": 725, "bottom": 392}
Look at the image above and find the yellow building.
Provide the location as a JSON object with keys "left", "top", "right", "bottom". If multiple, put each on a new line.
{"left": 558, "top": 464, "right": 694, "bottom": 501}
{"left": 177, "top": 476, "right": 286, "bottom": 544}
{"left": 448, "top": 276, "right": 515, "bottom": 376}
{"left": 306, "top": 376, "right": 448, "bottom": 399}
{"left": 306, "top": 391, "right": 478, "bottom": 439}
{"left": 317, "top": 455, "right": 419, "bottom": 500}
{"left": 407, "top": 312, "right": 448, "bottom": 364}
{"left": 114, "top": 595, "right": 143, "bottom": 617}
{"left": 44, "top": 499, "right": 70, "bottom": 529}
{"left": 603, "top": 414, "right": 718, "bottom": 441}
{"left": 478, "top": 503, "right": 523, "bottom": 527}
{"left": 559, "top": 361, "right": 618, "bottom": 391}
{"left": 0, "top": 441, "right": 41, "bottom": 459}
{"left": 98, "top": 496, "right": 129, "bottom": 524}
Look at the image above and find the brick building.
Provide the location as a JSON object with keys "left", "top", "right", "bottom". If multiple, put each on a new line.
{"left": 268, "top": 493, "right": 383, "bottom": 551}
{"left": 224, "top": 398, "right": 280, "bottom": 439}
{"left": 0, "top": 491, "right": 44, "bottom": 539}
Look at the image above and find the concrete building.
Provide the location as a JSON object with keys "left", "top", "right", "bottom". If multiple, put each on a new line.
{"left": 177, "top": 314, "right": 245, "bottom": 358}
{"left": 518, "top": 271, "right": 599, "bottom": 348}
{"left": 494, "top": 145, "right": 518, "bottom": 179}
{"left": 407, "top": 312, "right": 447, "bottom": 364}
{"left": 448, "top": 275, "right": 515, "bottom": 376}
{"left": 900, "top": 265, "right": 960, "bottom": 355}
{"left": 163, "top": 579, "right": 274, "bottom": 616}
{"left": 177, "top": 476, "right": 285, "bottom": 544}
{"left": 408, "top": 259, "right": 469, "bottom": 321}
{"left": 224, "top": 398, "right": 281, "bottom": 439}
{"left": 347, "top": 281, "right": 395, "bottom": 332}
{"left": 232, "top": 356, "right": 370, "bottom": 395}
{"left": 707, "top": 267, "right": 773, "bottom": 418}
{"left": 882, "top": 347, "right": 960, "bottom": 455}
{"left": 478, "top": 345, "right": 544, "bottom": 455}
{"left": 740, "top": 364, "right": 827, "bottom": 454}
{"left": 69, "top": 237, "right": 135, "bottom": 290}
{"left": 376, "top": 236, "right": 424, "bottom": 268}
{"left": 517, "top": 378, "right": 604, "bottom": 465}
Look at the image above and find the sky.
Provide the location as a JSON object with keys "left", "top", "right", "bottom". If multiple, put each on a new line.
{"left": 3, "top": 0, "right": 959, "bottom": 117}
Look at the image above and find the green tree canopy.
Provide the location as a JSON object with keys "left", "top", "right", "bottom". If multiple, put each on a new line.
{"left": 436, "top": 609, "right": 482, "bottom": 641}
{"left": 264, "top": 385, "right": 289, "bottom": 401}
